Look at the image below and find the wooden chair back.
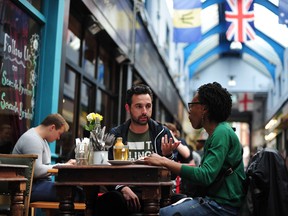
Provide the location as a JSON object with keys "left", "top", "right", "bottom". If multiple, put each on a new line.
{"left": 0, "top": 154, "right": 38, "bottom": 216}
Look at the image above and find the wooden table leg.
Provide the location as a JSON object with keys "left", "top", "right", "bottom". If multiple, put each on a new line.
{"left": 141, "top": 186, "right": 161, "bottom": 216}
{"left": 160, "top": 185, "right": 172, "bottom": 207}
{"left": 9, "top": 181, "right": 26, "bottom": 216}
{"left": 57, "top": 186, "right": 75, "bottom": 216}
{"left": 83, "top": 186, "right": 99, "bottom": 216}
{"left": 140, "top": 185, "right": 172, "bottom": 216}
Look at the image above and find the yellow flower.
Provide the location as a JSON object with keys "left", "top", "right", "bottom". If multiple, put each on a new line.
{"left": 84, "top": 112, "right": 103, "bottom": 131}
{"left": 86, "top": 113, "right": 95, "bottom": 122}
{"left": 87, "top": 112, "right": 103, "bottom": 122}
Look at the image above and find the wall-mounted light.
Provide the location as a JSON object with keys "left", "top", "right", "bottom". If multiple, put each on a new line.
{"left": 265, "top": 118, "right": 278, "bottom": 130}
{"left": 230, "top": 41, "right": 242, "bottom": 50}
{"left": 87, "top": 15, "right": 103, "bottom": 35}
{"left": 115, "top": 48, "right": 129, "bottom": 64}
{"left": 264, "top": 132, "right": 277, "bottom": 141}
{"left": 228, "top": 75, "right": 236, "bottom": 86}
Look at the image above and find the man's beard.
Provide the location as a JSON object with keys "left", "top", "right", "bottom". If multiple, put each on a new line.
{"left": 130, "top": 114, "right": 149, "bottom": 125}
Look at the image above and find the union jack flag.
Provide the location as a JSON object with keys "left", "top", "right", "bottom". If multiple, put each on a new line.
{"left": 225, "top": 0, "right": 256, "bottom": 42}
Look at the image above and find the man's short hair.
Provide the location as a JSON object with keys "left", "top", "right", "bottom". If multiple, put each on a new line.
{"left": 41, "top": 113, "right": 69, "bottom": 131}
{"left": 126, "top": 84, "right": 153, "bottom": 106}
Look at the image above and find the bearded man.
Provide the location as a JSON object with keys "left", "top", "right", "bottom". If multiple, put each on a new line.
{"left": 96, "top": 84, "right": 181, "bottom": 216}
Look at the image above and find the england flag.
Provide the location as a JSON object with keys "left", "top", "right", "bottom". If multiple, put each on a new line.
{"left": 238, "top": 93, "right": 254, "bottom": 112}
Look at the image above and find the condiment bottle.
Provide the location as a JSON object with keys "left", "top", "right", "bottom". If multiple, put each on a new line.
{"left": 113, "top": 137, "right": 128, "bottom": 160}
{"left": 114, "top": 137, "right": 124, "bottom": 147}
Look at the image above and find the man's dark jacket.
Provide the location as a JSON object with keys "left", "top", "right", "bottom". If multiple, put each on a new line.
{"left": 108, "top": 119, "right": 174, "bottom": 160}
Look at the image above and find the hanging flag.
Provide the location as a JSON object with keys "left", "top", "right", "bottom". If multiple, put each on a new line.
{"left": 225, "top": 0, "right": 256, "bottom": 42}
{"left": 173, "top": 0, "right": 201, "bottom": 43}
{"left": 238, "top": 93, "right": 254, "bottom": 112}
{"left": 279, "top": 0, "right": 288, "bottom": 27}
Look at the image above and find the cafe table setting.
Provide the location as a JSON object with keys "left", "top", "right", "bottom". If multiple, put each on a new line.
{"left": 74, "top": 135, "right": 147, "bottom": 166}
{"left": 53, "top": 163, "right": 173, "bottom": 215}
{"left": 75, "top": 112, "right": 148, "bottom": 166}
{"left": 75, "top": 112, "right": 115, "bottom": 165}
{"left": 53, "top": 113, "right": 173, "bottom": 215}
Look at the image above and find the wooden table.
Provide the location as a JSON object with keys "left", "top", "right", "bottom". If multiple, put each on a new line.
{"left": 53, "top": 164, "right": 173, "bottom": 216}
{"left": 0, "top": 163, "right": 28, "bottom": 216}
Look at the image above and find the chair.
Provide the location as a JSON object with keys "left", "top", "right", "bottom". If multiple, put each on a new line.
{"left": 29, "top": 192, "right": 105, "bottom": 215}
{"left": 0, "top": 153, "right": 38, "bottom": 216}
{"left": 29, "top": 201, "right": 86, "bottom": 216}
{"left": 29, "top": 168, "right": 86, "bottom": 215}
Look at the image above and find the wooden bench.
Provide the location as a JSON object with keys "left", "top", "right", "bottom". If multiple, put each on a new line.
{"left": 29, "top": 201, "right": 86, "bottom": 216}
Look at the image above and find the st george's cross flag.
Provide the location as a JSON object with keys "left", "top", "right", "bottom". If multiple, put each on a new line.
{"left": 279, "top": 0, "right": 288, "bottom": 27}
{"left": 238, "top": 93, "right": 254, "bottom": 112}
{"left": 173, "top": 0, "right": 202, "bottom": 43}
{"left": 225, "top": 0, "right": 256, "bottom": 42}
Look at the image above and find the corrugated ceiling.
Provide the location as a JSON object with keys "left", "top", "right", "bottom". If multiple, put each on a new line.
{"left": 184, "top": 0, "right": 288, "bottom": 81}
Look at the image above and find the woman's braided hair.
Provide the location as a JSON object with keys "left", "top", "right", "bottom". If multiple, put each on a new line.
{"left": 197, "top": 82, "right": 232, "bottom": 123}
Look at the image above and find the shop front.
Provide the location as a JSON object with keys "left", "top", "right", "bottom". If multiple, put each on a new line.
{"left": 57, "top": 0, "right": 186, "bottom": 160}
{"left": 0, "top": 0, "right": 186, "bottom": 161}
{"left": 0, "top": 0, "right": 41, "bottom": 153}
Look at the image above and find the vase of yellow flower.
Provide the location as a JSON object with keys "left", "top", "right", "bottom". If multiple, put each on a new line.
{"left": 84, "top": 112, "right": 115, "bottom": 164}
{"left": 84, "top": 112, "right": 103, "bottom": 164}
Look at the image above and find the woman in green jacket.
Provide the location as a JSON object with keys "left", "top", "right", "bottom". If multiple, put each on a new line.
{"left": 145, "top": 82, "right": 246, "bottom": 216}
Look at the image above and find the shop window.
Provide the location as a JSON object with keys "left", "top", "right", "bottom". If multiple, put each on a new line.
{"left": 66, "top": 14, "right": 82, "bottom": 66}
{"left": 0, "top": 0, "right": 41, "bottom": 153}
{"left": 59, "top": 1, "right": 122, "bottom": 158}
{"left": 59, "top": 67, "right": 77, "bottom": 161}
{"left": 79, "top": 80, "right": 95, "bottom": 138}
{"left": 97, "top": 46, "right": 113, "bottom": 88}
{"left": 96, "top": 89, "right": 116, "bottom": 129}
{"left": 83, "top": 29, "right": 97, "bottom": 78}
{"left": 63, "top": 67, "right": 76, "bottom": 133}
{"left": 97, "top": 56, "right": 104, "bottom": 84}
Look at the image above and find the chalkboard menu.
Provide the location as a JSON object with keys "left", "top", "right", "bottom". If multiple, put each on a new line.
{"left": 0, "top": 0, "right": 41, "bottom": 153}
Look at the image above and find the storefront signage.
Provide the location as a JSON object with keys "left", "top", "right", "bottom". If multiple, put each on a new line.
{"left": 1, "top": 33, "right": 39, "bottom": 120}
{"left": 0, "top": 0, "right": 41, "bottom": 136}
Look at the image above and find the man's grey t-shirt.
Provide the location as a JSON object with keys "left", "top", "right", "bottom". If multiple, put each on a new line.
{"left": 127, "top": 129, "right": 153, "bottom": 160}
{"left": 12, "top": 128, "right": 53, "bottom": 178}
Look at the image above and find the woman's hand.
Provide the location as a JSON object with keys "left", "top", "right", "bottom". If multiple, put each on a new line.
{"left": 144, "top": 153, "right": 166, "bottom": 166}
{"left": 145, "top": 153, "right": 182, "bottom": 175}
{"left": 161, "top": 134, "right": 181, "bottom": 156}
